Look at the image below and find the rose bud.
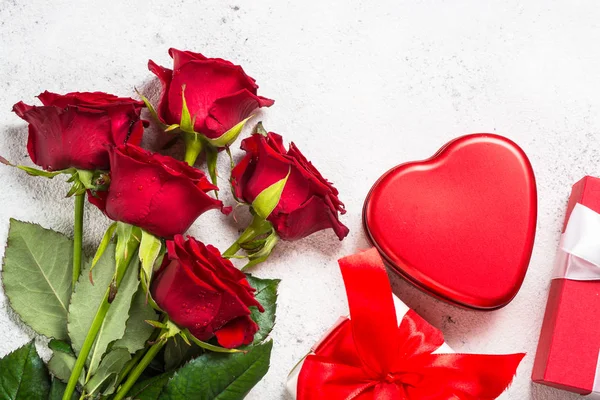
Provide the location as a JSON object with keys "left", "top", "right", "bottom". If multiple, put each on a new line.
{"left": 88, "top": 144, "right": 228, "bottom": 238}
{"left": 151, "top": 235, "right": 264, "bottom": 348}
{"left": 12, "top": 91, "right": 145, "bottom": 171}
{"left": 231, "top": 132, "right": 349, "bottom": 242}
{"left": 148, "top": 48, "right": 274, "bottom": 145}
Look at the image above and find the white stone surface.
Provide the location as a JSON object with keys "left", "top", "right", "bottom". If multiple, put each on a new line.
{"left": 0, "top": 1, "right": 598, "bottom": 399}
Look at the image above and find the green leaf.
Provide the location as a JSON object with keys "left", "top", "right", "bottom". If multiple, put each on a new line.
{"left": 205, "top": 116, "right": 254, "bottom": 148}
{"left": 159, "top": 340, "right": 273, "bottom": 400}
{"left": 113, "top": 286, "right": 157, "bottom": 354}
{"left": 126, "top": 372, "right": 173, "bottom": 400}
{"left": 2, "top": 220, "right": 73, "bottom": 339}
{"left": 246, "top": 276, "right": 280, "bottom": 344}
{"left": 48, "top": 339, "right": 73, "bottom": 356}
{"left": 139, "top": 230, "right": 162, "bottom": 290}
{"left": 47, "top": 350, "right": 84, "bottom": 386}
{"left": 0, "top": 341, "right": 50, "bottom": 400}
{"left": 163, "top": 336, "right": 201, "bottom": 371}
{"left": 251, "top": 169, "right": 290, "bottom": 220}
{"left": 68, "top": 244, "right": 140, "bottom": 377}
{"left": 48, "top": 378, "right": 79, "bottom": 400}
{"left": 84, "top": 348, "right": 131, "bottom": 396}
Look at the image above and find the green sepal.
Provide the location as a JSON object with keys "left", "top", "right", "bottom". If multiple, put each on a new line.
{"left": 115, "top": 222, "right": 141, "bottom": 278}
{"left": 205, "top": 115, "right": 254, "bottom": 148}
{"left": 179, "top": 85, "right": 195, "bottom": 134}
{"left": 165, "top": 123, "right": 180, "bottom": 132}
{"left": 65, "top": 182, "right": 85, "bottom": 197}
{"left": 181, "top": 329, "right": 244, "bottom": 354}
{"left": 137, "top": 89, "right": 166, "bottom": 129}
{"left": 243, "top": 231, "right": 279, "bottom": 270}
{"left": 240, "top": 237, "right": 267, "bottom": 252}
{"left": 145, "top": 320, "right": 167, "bottom": 330}
{"left": 252, "top": 168, "right": 290, "bottom": 220}
{"left": 139, "top": 230, "right": 163, "bottom": 292}
{"left": 140, "top": 272, "right": 163, "bottom": 312}
{"left": 206, "top": 145, "right": 219, "bottom": 190}
{"left": 89, "top": 222, "right": 117, "bottom": 283}
{"left": 76, "top": 169, "right": 94, "bottom": 189}
{"left": 225, "top": 146, "right": 235, "bottom": 169}
{"left": 254, "top": 121, "right": 268, "bottom": 136}
{"left": 17, "top": 165, "right": 73, "bottom": 178}
{"left": 0, "top": 155, "right": 14, "bottom": 166}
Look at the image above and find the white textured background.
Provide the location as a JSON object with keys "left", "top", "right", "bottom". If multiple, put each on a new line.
{"left": 0, "top": 1, "right": 598, "bottom": 399}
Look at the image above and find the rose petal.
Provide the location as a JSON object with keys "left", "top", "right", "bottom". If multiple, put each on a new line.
{"left": 152, "top": 236, "right": 264, "bottom": 347}
{"left": 148, "top": 60, "right": 174, "bottom": 125}
{"left": 169, "top": 48, "right": 208, "bottom": 70}
{"left": 100, "top": 144, "right": 223, "bottom": 237}
{"left": 215, "top": 316, "right": 259, "bottom": 348}
{"left": 270, "top": 194, "right": 350, "bottom": 241}
{"left": 205, "top": 89, "right": 274, "bottom": 139}
{"left": 152, "top": 259, "right": 222, "bottom": 341}
{"left": 167, "top": 60, "right": 260, "bottom": 134}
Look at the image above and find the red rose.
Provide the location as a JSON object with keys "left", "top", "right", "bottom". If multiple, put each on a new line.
{"left": 88, "top": 144, "right": 227, "bottom": 238}
{"left": 148, "top": 48, "right": 274, "bottom": 140}
{"left": 12, "top": 91, "right": 145, "bottom": 171}
{"left": 231, "top": 133, "right": 349, "bottom": 241}
{"left": 151, "top": 235, "right": 264, "bottom": 348}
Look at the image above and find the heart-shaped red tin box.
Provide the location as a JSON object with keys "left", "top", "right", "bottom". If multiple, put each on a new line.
{"left": 363, "top": 134, "right": 537, "bottom": 310}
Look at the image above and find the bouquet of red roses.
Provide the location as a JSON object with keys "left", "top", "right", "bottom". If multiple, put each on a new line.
{"left": 0, "top": 48, "right": 348, "bottom": 400}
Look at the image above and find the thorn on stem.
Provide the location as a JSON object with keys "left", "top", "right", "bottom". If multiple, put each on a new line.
{"left": 108, "top": 280, "right": 118, "bottom": 303}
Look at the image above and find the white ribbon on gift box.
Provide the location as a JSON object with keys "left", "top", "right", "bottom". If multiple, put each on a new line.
{"left": 551, "top": 203, "right": 600, "bottom": 398}
{"left": 285, "top": 296, "right": 453, "bottom": 399}
{"left": 553, "top": 203, "right": 600, "bottom": 281}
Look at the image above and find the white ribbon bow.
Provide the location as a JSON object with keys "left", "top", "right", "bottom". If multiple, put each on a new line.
{"left": 553, "top": 203, "right": 600, "bottom": 281}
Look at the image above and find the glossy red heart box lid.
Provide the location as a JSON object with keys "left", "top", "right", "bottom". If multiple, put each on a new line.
{"left": 363, "top": 134, "right": 537, "bottom": 310}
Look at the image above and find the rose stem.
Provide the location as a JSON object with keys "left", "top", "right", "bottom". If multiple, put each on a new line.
{"left": 112, "top": 334, "right": 167, "bottom": 400}
{"left": 62, "top": 246, "right": 138, "bottom": 400}
{"left": 114, "top": 327, "right": 162, "bottom": 388}
{"left": 72, "top": 193, "right": 85, "bottom": 291}
{"left": 183, "top": 135, "right": 204, "bottom": 166}
{"left": 223, "top": 215, "right": 272, "bottom": 258}
{"left": 222, "top": 241, "right": 241, "bottom": 258}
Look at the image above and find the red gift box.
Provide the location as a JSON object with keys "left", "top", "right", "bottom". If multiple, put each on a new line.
{"left": 533, "top": 176, "right": 600, "bottom": 395}
{"left": 288, "top": 249, "right": 525, "bottom": 399}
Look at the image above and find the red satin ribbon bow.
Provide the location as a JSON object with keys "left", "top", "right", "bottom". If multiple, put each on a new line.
{"left": 297, "top": 248, "right": 525, "bottom": 400}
